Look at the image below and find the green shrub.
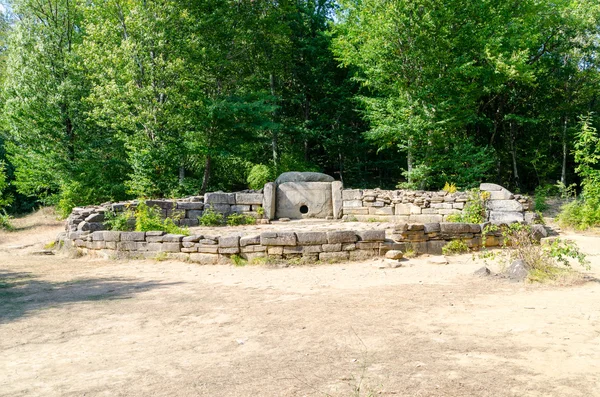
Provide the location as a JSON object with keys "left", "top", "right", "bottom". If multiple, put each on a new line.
{"left": 558, "top": 114, "right": 600, "bottom": 229}
{"left": 0, "top": 210, "right": 14, "bottom": 231}
{"left": 135, "top": 201, "right": 189, "bottom": 235}
{"left": 226, "top": 213, "right": 256, "bottom": 226}
{"left": 247, "top": 164, "right": 272, "bottom": 190}
{"left": 231, "top": 255, "right": 247, "bottom": 267}
{"left": 104, "top": 209, "right": 135, "bottom": 231}
{"left": 442, "top": 240, "right": 470, "bottom": 255}
{"left": 199, "top": 207, "right": 225, "bottom": 226}
{"left": 104, "top": 201, "right": 189, "bottom": 235}
{"left": 446, "top": 189, "right": 488, "bottom": 224}
{"left": 499, "top": 223, "right": 589, "bottom": 282}
{"left": 396, "top": 164, "right": 431, "bottom": 190}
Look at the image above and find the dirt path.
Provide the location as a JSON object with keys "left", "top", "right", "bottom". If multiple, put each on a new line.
{"left": 1, "top": 211, "right": 600, "bottom": 396}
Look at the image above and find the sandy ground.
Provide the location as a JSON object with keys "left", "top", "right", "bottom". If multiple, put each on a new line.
{"left": 1, "top": 210, "right": 600, "bottom": 397}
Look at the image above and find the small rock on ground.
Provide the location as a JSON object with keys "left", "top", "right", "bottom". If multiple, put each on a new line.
{"left": 506, "top": 259, "right": 528, "bottom": 281}
{"left": 385, "top": 250, "right": 403, "bottom": 260}
{"left": 474, "top": 266, "right": 491, "bottom": 276}
{"left": 428, "top": 256, "right": 449, "bottom": 265}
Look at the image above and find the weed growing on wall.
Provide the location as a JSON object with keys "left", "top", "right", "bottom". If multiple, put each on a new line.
{"left": 442, "top": 240, "right": 470, "bottom": 255}
{"left": 446, "top": 189, "right": 488, "bottom": 223}
{"left": 104, "top": 201, "right": 188, "bottom": 234}
{"left": 226, "top": 213, "right": 256, "bottom": 226}
{"left": 199, "top": 208, "right": 225, "bottom": 226}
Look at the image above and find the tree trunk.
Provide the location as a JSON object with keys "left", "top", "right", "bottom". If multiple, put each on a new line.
{"left": 561, "top": 115, "right": 568, "bottom": 185}
{"left": 270, "top": 73, "right": 279, "bottom": 175}
{"left": 200, "top": 155, "right": 211, "bottom": 195}
{"left": 510, "top": 122, "right": 520, "bottom": 190}
{"left": 179, "top": 166, "right": 185, "bottom": 185}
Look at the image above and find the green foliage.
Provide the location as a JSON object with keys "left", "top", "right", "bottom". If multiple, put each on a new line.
{"left": 0, "top": 209, "right": 13, "bottom": 231}
{"left": 247, "top": 164, "right": 272, "bottom": 190}
{"left": 226, "top": 213, "right": 256, "bottom": 226}
{"left": 396, "top": 164, "right": 431, "bottom": 190}
{"left": 104, "top": 209, "right": 135, "bottom": 232}
{"left": 558, "top": 115, "right": 600, "bottom": 229}
{"left": 134, "top": 202, "right": 188, "bottom": 235}
{"left": 0, "top": 161, "right": 12, "bottom": 209}
{"left": 443, "top": 182, "right": 458, "bottom": 194}
{"left": 446, "top": 190, "right": 488, "bottom": 224}
{"left": 199, "top": 208, "right": 225, "bottom": 226}
{"left": 442, "top": 240, "right": 470, "bottom": 255}
{"left": 231, "top": 255, "right": 247, "bottom": 267}
{"left": 533, "top": 184, "right": 552, "bottom": 212}
{"left": 499, "top": 223, "right": 589, "bottom": 282}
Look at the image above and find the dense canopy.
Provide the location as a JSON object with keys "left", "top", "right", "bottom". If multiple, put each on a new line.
{"left": 0, "top": 0, "right": 599, "bottom": 220}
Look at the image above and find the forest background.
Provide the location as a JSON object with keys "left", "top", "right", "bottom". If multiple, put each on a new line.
{"left": 0, "top": 0, "right": 599, "bottom": 222}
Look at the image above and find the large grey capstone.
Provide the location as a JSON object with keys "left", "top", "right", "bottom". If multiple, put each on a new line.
{"left": 275, "top": 172, "right": 335, "bottom": 184}
{"left": 276, "top": 182, "right": 333, "bottom": 219}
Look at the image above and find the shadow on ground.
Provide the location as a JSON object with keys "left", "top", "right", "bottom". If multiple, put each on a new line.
{"left": 0, "top": 270, "right": 179, "bottom": 324}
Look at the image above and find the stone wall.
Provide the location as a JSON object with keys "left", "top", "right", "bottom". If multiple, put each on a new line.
{"left": 59, "top": 220, "right": 547, "bottom": 264}
{"left": 340, "top": 183, "right": 534, "bottom": 224}
{"left": 66, "top": 191, "right": 265, "bottom": 233}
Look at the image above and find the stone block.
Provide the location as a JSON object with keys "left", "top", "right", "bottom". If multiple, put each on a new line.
{"left": 235, "top": 193, "right": 263, "bottom": 205}
{"left": 146, "top": 243, "right": 162, "bottom": 252}
{"left": 146, "top": 236, "right": 165, "bottom": 243}
{"left": 199, "top": 238, "right": 218, "bottom": 245}
{"left": 421, "top": 208, "right": 439, "bottom": 214}
{"left": 410, "top": 205, "right": 422, "bottom": 214}
{"left": 186, "top": 210, "right": 203, "bottom": 219}
{"left": 343, "top": 200, "right": 363, "bottom": 208}
{"left": 426, "top": 240, "right": 447, "bottom": 255}
{"left": 488, "top": 189, "right": 513, "bottom": 200}
{"left": 189, "top": 253, "right": 219, "bottom": 265}
{"left": 263, "top": 182, "right": 276, "bottom": 220}
{"left": 176, "top": 202, "right": 204, "bottom": 210}
{"left": 322, "top": 243, "right": 342, "bottom": 252}
{"left": 276, "top": 182, "right": 333, "bottom": 219}
{"left": 480, "top": 183, "right": 503, "bottom": 191}
{"left": 407, "top": 224, "right": 425, "bottom": 231}
{"left": 205, "top": 203, "right": 232, "bottom": 214}
{"left": 486, "top": 200, "right": 523, "bottom": 212}
{"left": 103, "top": 231, "right": 121, "bottom": 242}
{"left": 218, "top": 247, "right": 240, "bottom": 254}
{"left": 344, "top": 208, "right": 369, "bottom": 215}
{"left": 356, "top": 241, "right": 380, "bottom": 250}
{"left": 240, "top": 245, "right": 266, "bottom": 253}
{"left": 91, "top": 241, "right": 106, "bottom": 250}
{"left": 146, "top": 231, "right": 165, "bottom": 236}
{"left": 319, "top": 251, "right": 349, "bottom": 262}
{"left": 117, "top": 241, "right": 137, "bottom": 251}
{"left": 267, "top": 246, "right": 284, "bottom": 256}
{"left": 332, "top": 181, "right": 344, "bottom": 219}
{"left": 105, "top": 242, "right": 117, "bottom": 250}
{"left": 452, "top": 202, "right": 465, "bottom": 209}
{"left": 295, "top": 231, "right": 328, "bottom": 245}
{"left": 180, "top": 219, "right": 200, "bottom": 227}
{"left": 92, "top": 231, "right": 105, "bottom": 241}
{"left": 163, "top": 234, "right": 185, "bottom": 242}
{"left": 231, "top": 205, "right": 251, "bottom": 213}
{"left": 121, "top": 232, "right": 146, "bottom": 241}
{"left": 205, "top": 192, "right": 235, "bottom": 205}
{"left": 197, "top": 245, "right": 219, "bottom": 254}
{"left": 350, "top": 250, "right": 377, "bottom": 261}
{"left": 78, "top": 221, "right": 105, "bottom": 232}
{"left": 439, "top": 209, "right": 460, "bottom": 215}
{"left": 302, "top": 245, "right": 323, "bottom": 254}
{"left": 260, "top": 232, "right": 297, "bottom": 246}
{"left": 489, "top": 211, "right": 524, "bottom": 224}
{"left": 342, "top": 243, "right": 356, "bottom": 251}
{"left": 327, "top": 231, "right": 357, "bottom": 244}
{"left": 85, "top": 213, "right": 105, "bottom": 223}
{"left": 342, "top": 189, "right": 362, "bottom": 200}
{"left": 368, "top": 207, "right": 394, "bottom": 215}
{"left": 145, "top": 200, "right": 173, "bottom": 209}
{"left": 356, "top": 229, "right": 386, "bottom": 241}
{"left": 182, "top": 242, "right": 196, "bottom": 248}
{"left": 283, "top": 246, "right": 303, "bottom": 255}
{"left": 408, "top": 214, "right": 443, "bottom": 223}
{"left": 219, "top": 235, "right": 240, "bottom": 248}
{"left": 395, "top": 203, "right": 412, "bottom": 215}
{"left": 182, "top": 235, "right": 202, "bottom": 243}
{"left": 240, "top": 235, "right": 260, "bottom": 246}
{"left": 181, "top": 247, "right": 198, "bottom": 253}
{"left": 365, "top": 201, "right": 385, "bottom": 208}
{"left": 423, "top": 223, "right": 441, "bottom": 233}
{"left": 161, "top": 243, "right": 182, "bottom": 253}
{"left": 440, "top": 223, "right": 471, "bottom": 234}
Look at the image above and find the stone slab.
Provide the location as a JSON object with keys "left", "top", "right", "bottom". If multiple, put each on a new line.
{"left": 263, "top": 182, "right": 276, "bottom": 220}
{"left": 342, "top": 189, "right": 362, "bottom": 200}
{"left": 327, "top": 231, "right": 357, "bottom": 244}
{"left": 260, "top": 232, "right": 297, "bottom": 246}
{"left": 296, "top": 231, "right": 328, "bottom": 245}
{"left": 276, "top": 182, "right": 333, "bottom": 219}
{"left": 332, "top": 181, "right": 344, "bottom": 219}
{"left": 204, "top": 192, "right": 235, "bottom": 205}
{"left": 235, "top": 193, "right": 264, "bottom": 205}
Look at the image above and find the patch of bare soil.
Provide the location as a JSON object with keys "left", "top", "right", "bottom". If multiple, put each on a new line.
{"left": 1, "top": 211, "right": 600, "bottom": 396}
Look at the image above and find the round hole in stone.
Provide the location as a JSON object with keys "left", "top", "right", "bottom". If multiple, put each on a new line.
{"left": 299, "top": 205, "right": 309, "bottom": 214}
